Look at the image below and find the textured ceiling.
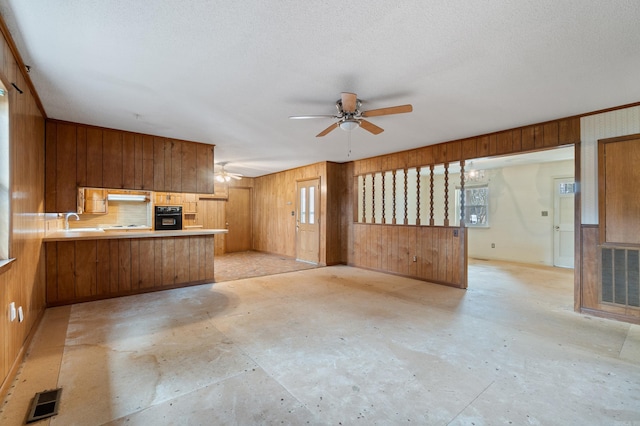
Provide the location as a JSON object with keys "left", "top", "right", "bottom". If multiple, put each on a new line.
{"left": 1, "top": 1, "right": 639, "bottom": 177}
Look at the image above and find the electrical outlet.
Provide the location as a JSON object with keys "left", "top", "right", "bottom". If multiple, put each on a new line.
{"left": 412, "top": 255, "right": 417, "bottom": 262}
{"left": 491, "top": 243, "right": 495, "bottom": 248}
{"left": 541, "top": 211, "right": 548, "bottom": 217}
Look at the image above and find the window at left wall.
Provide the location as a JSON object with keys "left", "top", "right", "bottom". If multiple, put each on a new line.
{"left": 0, "top": 80, "right": 9, "bottom": 260}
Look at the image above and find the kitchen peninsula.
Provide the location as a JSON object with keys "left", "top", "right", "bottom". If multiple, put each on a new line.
{"left": 44, "top": 223, "right": 227, "bottom": 307}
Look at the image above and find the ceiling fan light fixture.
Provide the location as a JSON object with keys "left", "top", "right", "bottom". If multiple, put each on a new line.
{"left": 339, "top": 119, "right": 359, "bottom": 131}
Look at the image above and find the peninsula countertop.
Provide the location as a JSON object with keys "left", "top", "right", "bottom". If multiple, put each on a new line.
{"left": 44, "top": 228, "right": 228, "bottom": 242}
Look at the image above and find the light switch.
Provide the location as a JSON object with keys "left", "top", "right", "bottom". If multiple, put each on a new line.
{"left": 541, "top": 211, "right": 548, "bottom": 217}
{"left": 9, "top": 302, "right": 16, "bottom": 322}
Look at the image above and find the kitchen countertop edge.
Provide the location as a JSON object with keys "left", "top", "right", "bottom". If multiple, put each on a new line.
{"left": 44, "top": 229, "right": 228, "bottom": 242}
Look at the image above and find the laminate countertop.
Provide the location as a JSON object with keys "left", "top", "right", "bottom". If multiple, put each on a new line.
{"left": 44, "top": 228, "right": 228, "bottom": 242}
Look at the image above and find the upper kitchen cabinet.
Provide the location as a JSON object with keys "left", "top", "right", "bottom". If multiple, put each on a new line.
{"left": 46, "top": 121, "right": 77, "bottom": 212}
{"left": 45, "top": 120, "right": 216, "bottom": 212}
{"left": 103, "top": 129, "right": 124, "bottom": 188}
{"left": 196, "top": 143, "right": 215, "bottom": 194}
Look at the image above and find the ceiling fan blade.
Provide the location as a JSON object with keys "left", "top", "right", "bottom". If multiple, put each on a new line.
{"left": 341, "top": 92, "right": 358, "bottom": 113}
{"left": 289, "top": 115, "right": 337, "bottom": 119}
{"left": 362, "top": 104, "right": 413, "bottom": 117}
{"left": 316, "top": 123, "right": 339, "bottom": 137}
{"left": 359, "top": 119, "right": 384, "bottom": 135}
{"left": 230, "top": 175, "right": 242, "bottom": 180}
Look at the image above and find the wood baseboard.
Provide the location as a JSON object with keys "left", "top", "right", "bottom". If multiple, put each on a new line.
{"left": 0, "top": 308, "right": 46, "bottom": 403}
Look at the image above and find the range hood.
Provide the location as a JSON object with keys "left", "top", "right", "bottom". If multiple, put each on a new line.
{"left": 107, "top": 193, "right": 148, "bottom": 202}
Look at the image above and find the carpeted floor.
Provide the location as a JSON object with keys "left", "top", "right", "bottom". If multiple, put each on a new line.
{"left": 214, "top": 250, "right": 319, "bottom": 283}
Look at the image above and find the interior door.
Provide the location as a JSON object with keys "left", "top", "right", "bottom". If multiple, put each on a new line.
{"left": 296, "top": 178, "right": 320, "bottom": 264}
{"left": 226, "top": 187, "right": 252, "bottom": 253}
{"left": 553, "top": 177, "right": 575, "bottom": 268}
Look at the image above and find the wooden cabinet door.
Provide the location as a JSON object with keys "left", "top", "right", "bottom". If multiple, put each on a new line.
{"left": 55, "top": 123, "right": 78, "bottom": 212}
{"left": 86, "top": 127, "right": 103, "bottom": 188}
{"left": 170, "top": 140, "right": 182, "bottom": 192}
{"left": 181, "top": 142, "right": 197, "bottom": 193}
{"left": 75, "top": 240, "right": 97, "bottom": 298}
{"left": 82, "top": 188, "right": 107, "bottom": 214}
{"left": 153, "top": 136, "right": 167, "bottom": 191}
{"left": 196, "top": 144, "right": 214, "bottom": 194}
{"left": 141, "top": 135, "right": 155, "bottom": 190}
{"left": 103, "top": 130, "right": 124, "bottom": 189}
{"left": 122, "top": 132, "right": 136, "bottom": 189}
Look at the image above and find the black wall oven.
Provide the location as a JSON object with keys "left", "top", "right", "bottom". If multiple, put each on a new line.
{"left": 154, "top": 206, "right": 182, "bottom": 230}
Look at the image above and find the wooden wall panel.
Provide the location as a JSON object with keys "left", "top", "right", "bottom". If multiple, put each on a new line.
{"left": 45, "top": 243, "right": 58, "bottom": 303}
{"left": 96, "top": 240, "right": 110, "bottom": 295}
{"left": 138, "top": 239, "right": 155, "bottom": 289}
{"left": 580, "top": 226, "right": 600, "bottom": 308}
{"left": 75, "top": 240, "right": 97, "bottom": 298}
{"left": 543, "top": 122, "right": 559, "bottom": 147}
{"left": 181, "top": 142, "right": 197, "bottom": 193}
{"left": 56, "top": 123, "right": 77, "bottom": 211}
{"left": 118, "top": 240, "right": 131, "bottom": 292}
{"left": 253, "top": 162, "right": 330, "bottom": 264}
{"left": 76, "top": 126, "right": 87, "bottom": 187}
{"left": 86, "top": 127, "right": 103, "bottom": 188}
{"left": 45, "top": 121, "right": 57, "bottom": 212}
{"left": 175, "top": 237, "right": 190, "bottom": 284}
{"left": 109, "top": 240, "right": 119, "bottom": 294}
{"left": 141, "top": 135, "right": 154, "bottom": 190}
{"left": 122, "top": 133, "right": 136, "bottom": 189}
{"left": 56, "top": 241, "right": 76, "bottom": 302}
{"left": 170, "top": 141, "right": 183, "bottom": 192}
{"left": 103, "top": 130, "right": 123, "bottom": 189}
{"left": 153, "top": 136, "right": 166, "bottom": 191}
{"left": 196, "top": 144, "right": 214, "bottom": 194}
{"left": 559, "top": 117, "right": 580, "bottom": 144}
{"left": 521, "top": 126, "right": 535, "bottom": 151}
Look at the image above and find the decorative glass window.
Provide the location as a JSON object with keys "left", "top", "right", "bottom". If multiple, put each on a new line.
{"left": 308, "top": 185, "right": 315, "bottom": 224}
{"left": 300, "top": 187, "right": 306, "bottom": 224}
{"left": 456, "top": 185, "right": 489, "bottom": 227}
{"left": 559, "top": 182, "right": 576, "bottom": 194}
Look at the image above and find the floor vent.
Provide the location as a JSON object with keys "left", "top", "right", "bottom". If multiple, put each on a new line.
{"left": 601, "top": 247, "right": 640, "bottom": 308}
{"left": 26, "top": 388, "right": 62, "bottom": 423}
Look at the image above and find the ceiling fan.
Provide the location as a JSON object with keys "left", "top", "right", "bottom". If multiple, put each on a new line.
{"left": 289, "top": 92, "right": 413, "bottom": 137}
{"left": 215, "top": 162, "right": 243, "bottom": 182}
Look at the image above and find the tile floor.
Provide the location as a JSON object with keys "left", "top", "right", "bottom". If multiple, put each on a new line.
{"left": 1, "top": 259, "right": 639, "bottom": 425}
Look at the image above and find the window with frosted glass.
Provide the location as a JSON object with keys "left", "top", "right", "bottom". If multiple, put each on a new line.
{"left": 309, "top": 185, "right": 315, "bottom": 224}
{"left": 300, "top": 187, "right": 306, "bottom": 224}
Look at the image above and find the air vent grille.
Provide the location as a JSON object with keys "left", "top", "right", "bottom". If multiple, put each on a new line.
{"left": 601, "top": 247, "right": 640, "bottom": 308}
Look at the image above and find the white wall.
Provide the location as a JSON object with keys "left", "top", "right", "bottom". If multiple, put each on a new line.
{"left": 580, "top": 105, "right": 640, "bottom": 224}
{"left": 468, "top": 160, "right": 574, "bottom": 266}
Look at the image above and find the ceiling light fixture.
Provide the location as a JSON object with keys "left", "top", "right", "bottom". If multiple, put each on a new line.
{"left": 215, "top": 162, "right": 243, "bottom": 182}
{"left": 339, "top": 119, "right": 359, "bottom": 131}
{"left": 464, "top": 161, "right": 485, "bottom": 182}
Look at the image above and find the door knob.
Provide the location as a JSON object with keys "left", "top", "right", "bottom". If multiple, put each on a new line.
{"left": 554, "top": 226, "right": 560, "bottom": 230}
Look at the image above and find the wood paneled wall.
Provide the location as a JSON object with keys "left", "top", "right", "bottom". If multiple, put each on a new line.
{"left": 252, "top": 162, "right": 346, "bottom": 265}
{"left": 0, "top": 19, "right": 47, "bottom": 400}
{"left": 353, "top": 224, "right": 466, "bottom": 287}
{"left": 353, "top": 116, "right": 580, "bottom": 175}
{"left": 345, "top": 116, "right": 579, "bottom": 287}
{"left": 45, "top": 235, "right": 215, "bottom": 306}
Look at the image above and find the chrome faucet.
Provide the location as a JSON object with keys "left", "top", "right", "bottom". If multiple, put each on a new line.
{"left": 64, "top": 213, "right": 80, "bottom": 230}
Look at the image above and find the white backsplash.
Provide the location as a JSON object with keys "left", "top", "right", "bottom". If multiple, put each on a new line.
{"left": 70, "top": 201, "right": 151, "bottom": 229}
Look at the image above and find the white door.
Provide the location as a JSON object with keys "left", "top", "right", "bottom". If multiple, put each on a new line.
{"left": 296, "top": 178, "right": 320, "bottom": 264}
{"left": 553, "top": 177, "right": 575, "bottom": 268}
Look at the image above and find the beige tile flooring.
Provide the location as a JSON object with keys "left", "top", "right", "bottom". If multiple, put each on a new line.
{"left": 2, "top": 258, "right": 639, "bottom": 425}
